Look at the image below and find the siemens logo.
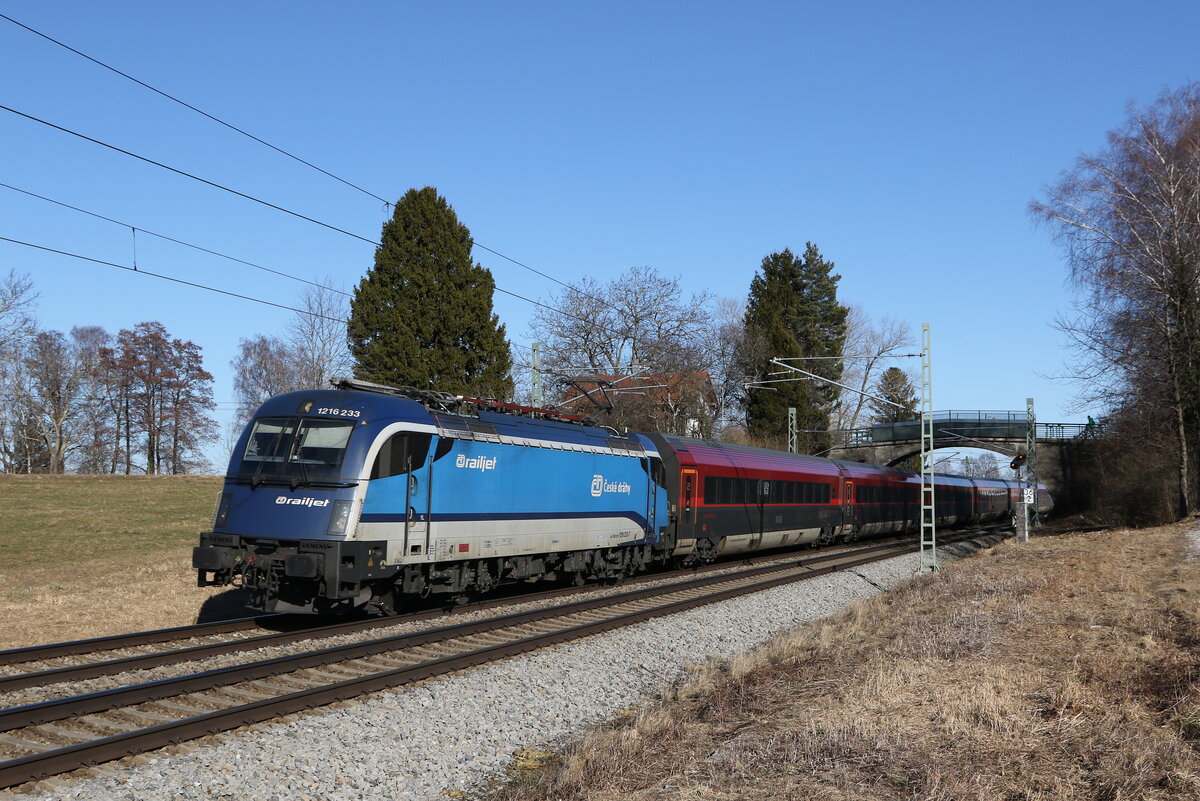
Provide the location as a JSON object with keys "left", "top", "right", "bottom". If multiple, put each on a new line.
{"left": 456, "top": 454, "right": 497, "bottom": 471}
{"left": 590, "top": 474, "right": 632, "bottom": 497}
{"left": 275, "top": 497, "right": 331, "bottom": 507}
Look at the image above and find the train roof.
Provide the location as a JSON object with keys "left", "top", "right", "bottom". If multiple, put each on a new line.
{"left": 251, "top": 384, "right": 654, "bottom": 455}
{"left": 650, "top": 434, "right": 844, "bottom": 475}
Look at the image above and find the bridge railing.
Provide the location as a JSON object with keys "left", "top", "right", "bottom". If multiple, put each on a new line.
{"left": 828, "top": 412, "right": 1090, "bottom": 448}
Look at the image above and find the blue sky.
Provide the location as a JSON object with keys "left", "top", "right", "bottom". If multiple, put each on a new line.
{"left": 2, "top": 1, "right": 1197, "bottom": 467}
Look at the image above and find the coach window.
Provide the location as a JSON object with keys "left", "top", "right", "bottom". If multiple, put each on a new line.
{"left": 370, "top": 433, "right": 432, "bottom": 480}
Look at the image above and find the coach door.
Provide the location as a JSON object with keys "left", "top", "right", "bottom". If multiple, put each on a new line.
{"left": 843, "top": 479, "right": 855, "bottom": 536}
{"left": 750, "top": 479, "right": 769, "bottom": 548}
{"left": 680, "top": 468, "right": 698, "bottom": 537}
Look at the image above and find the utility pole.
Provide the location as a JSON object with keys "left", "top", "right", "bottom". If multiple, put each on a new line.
{"left": 531, "top": 342, "right": 543, "bottom": 408}
{"left": 918, "top": 322, "right": 937, "bottom": 573}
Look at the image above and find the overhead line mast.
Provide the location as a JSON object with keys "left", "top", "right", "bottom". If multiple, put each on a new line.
{"left": 918, "top": 323, "right": 937, "bottom": 573}
{"left": 746, "top": 323, "right": 938, "bottom": 573}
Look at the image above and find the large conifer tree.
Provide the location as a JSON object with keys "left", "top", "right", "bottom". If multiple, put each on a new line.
{"left": 741, "top": 243, "right": 847, "bottom": 451}
{"left": 868, "top": 367, "right": 919, "bottom": 423}
{"left": 348, "top": 187, "right": 513, "bottom": 398}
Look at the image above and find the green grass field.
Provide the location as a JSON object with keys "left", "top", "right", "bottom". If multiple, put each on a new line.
{"left": 0, "top": 474, "right": 230, "bottom": 648}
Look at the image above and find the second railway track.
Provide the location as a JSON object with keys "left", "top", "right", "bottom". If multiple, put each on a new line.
{"left": 0, "top": 529, "right": 998, "bottom": 790}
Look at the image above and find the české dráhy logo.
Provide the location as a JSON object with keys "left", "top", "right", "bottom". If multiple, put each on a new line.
{"left": 590, "top": 474, "right": 631, "bottom": 497}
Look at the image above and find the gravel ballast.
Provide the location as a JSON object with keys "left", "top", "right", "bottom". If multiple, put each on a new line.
{"left": 7, "top": 538, "right": 997, "bottom": 801}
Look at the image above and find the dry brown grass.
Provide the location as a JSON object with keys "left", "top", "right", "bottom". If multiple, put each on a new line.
{"left": 0, "top": 474, "right": 253, "bottom": 649}
{"left": 489, "top": 522, "right": 1200, "bottom": 801}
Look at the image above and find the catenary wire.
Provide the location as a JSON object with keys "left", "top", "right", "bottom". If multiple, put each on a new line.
{"left": 0, "top": 181, "right": 351, "bottom": 296}
{"left": 0, "top": 15, "right": 600, "bottom": 303}
{"left": 0, "top": 104, "right": 379, "bottom": 246}
{"left": 0, "top": 110, "right": 626, "bottom": 347}
{"left": 0, "top": 236, "right": 347, "bottom": 322}
{"left": 0, "top": 12, "right": 392, "bottom": 208}
{"left": 0, "top": 99, "right": 614, "bottom": 306}
{"left": 0, "top": 234, "right": 595, "bottom": 347}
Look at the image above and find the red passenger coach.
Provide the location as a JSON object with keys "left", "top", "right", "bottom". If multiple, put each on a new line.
{"left": 648, "top": 434, "right": 850, "bottom": 562}
{"left": 645, "top": 434, "right": 1052, "bottom": 566}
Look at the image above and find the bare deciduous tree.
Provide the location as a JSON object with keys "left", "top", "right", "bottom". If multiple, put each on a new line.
{"left": 104, "top": 322, "right": 216, "bottom": 475}
{"left": 288, "top": 280, "right": 354, "bottom": 389}
{"left": 22, "top": 330, "right": 87, "bottom": 473}
{"left": 232, "top": 335, "right": 302, "bottom": 424}
{"left": 232, "top": 280, "right": 354, "bottom": 426}
{"left": 525, "top": 266, "right": 716, "bottom": 434}
{"left": 71, "top": 326, "right": 118, "bottom": 473}
{"left": 0, "top": 271, "right": 38, "bottom": 472}
{"left": 831, "top": 307, "right": 914, "bottom": 430}
{"left": 0, "top": 271, "right": 36, "bottom": 352}
{"left": 1031, "top": 83, "right": 1200, "bottom": 517}
{"left": 529, "top": 267, "right": 711, "bottom": 377}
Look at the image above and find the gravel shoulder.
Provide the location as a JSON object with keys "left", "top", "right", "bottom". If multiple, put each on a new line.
{"left": 5, "top": 536, "right": 999, "bottom": 801}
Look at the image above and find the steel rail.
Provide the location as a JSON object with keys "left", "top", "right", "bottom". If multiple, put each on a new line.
{"left": 0, "top": 616, "right": 286, "bottom": 667}
{"left": 1, "top": 532, "right": 933, "bottom": 670}
{"left": 0, "top": 533, "right": 983, "bottom": 731}
{"left": 0, "top": 531, "right": 998, "bottom": 788}
{"left": 0, "top": 532, "right": 954, "bottom": 691}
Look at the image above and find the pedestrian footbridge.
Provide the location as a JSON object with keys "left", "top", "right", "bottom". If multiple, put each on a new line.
{"left": 825, "top": 410, "right": 1094, "bottom": 494}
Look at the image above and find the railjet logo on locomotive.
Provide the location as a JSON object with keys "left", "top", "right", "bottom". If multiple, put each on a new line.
{"left": 274, "top": 496, "right": 331, "bottom": 508}
{"left": 455, "top": 454, "right": 497, "bottom": 471}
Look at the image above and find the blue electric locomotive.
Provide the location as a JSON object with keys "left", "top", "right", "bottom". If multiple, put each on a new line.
{"left": 194, "top": 380, "right": 672, "bottom": 614}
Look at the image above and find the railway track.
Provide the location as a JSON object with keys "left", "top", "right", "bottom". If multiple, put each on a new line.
{"left": 0, "top": 529, "right": 998, "bottom": 789}
{"left": 0, "top": 531, "right": 971, "bottom": 696}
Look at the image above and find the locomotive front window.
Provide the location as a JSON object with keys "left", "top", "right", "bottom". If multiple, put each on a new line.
{"left": 239, "top": 416, "right": 355, "bottom": 480}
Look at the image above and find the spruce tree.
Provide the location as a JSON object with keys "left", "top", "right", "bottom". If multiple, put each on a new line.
{"left": 868, "top": 367, "right": 919, "bottom": 423}
{"left": 348, "top": 187, "right": 513, "bottom": 398}
{"left": 741, "top": 244, "right": 847, "bottom": 451}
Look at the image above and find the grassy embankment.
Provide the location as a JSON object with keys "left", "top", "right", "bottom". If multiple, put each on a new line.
{"left": 492, "top": 522, "right": 1200, "bottom": 801}
{"left": 0, "top": 474, "right": 235, "bottom": 649}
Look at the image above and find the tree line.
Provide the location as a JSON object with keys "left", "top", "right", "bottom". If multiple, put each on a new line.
{"left": 0, "top": 277, "right": 216, "bottom": 475}
{"left": 350, "top": 187, "right": 919, "bottom": 451}
{"left": 2, "top": 186, "right": 922, "bottom": 475}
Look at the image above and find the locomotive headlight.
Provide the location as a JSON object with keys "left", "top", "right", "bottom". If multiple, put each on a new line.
{"left": 327, "top": 499, "right": 353, "bottom": 537}
{"left": 213, "top": 493, "right": 232, "bottom": 528}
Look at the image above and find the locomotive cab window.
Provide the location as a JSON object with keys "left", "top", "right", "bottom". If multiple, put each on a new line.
{"left": 240, "top": 417, "right": 356, "bottom": 479}
{"left": 370, "top": 433, "right": 432, "bottom": 480}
